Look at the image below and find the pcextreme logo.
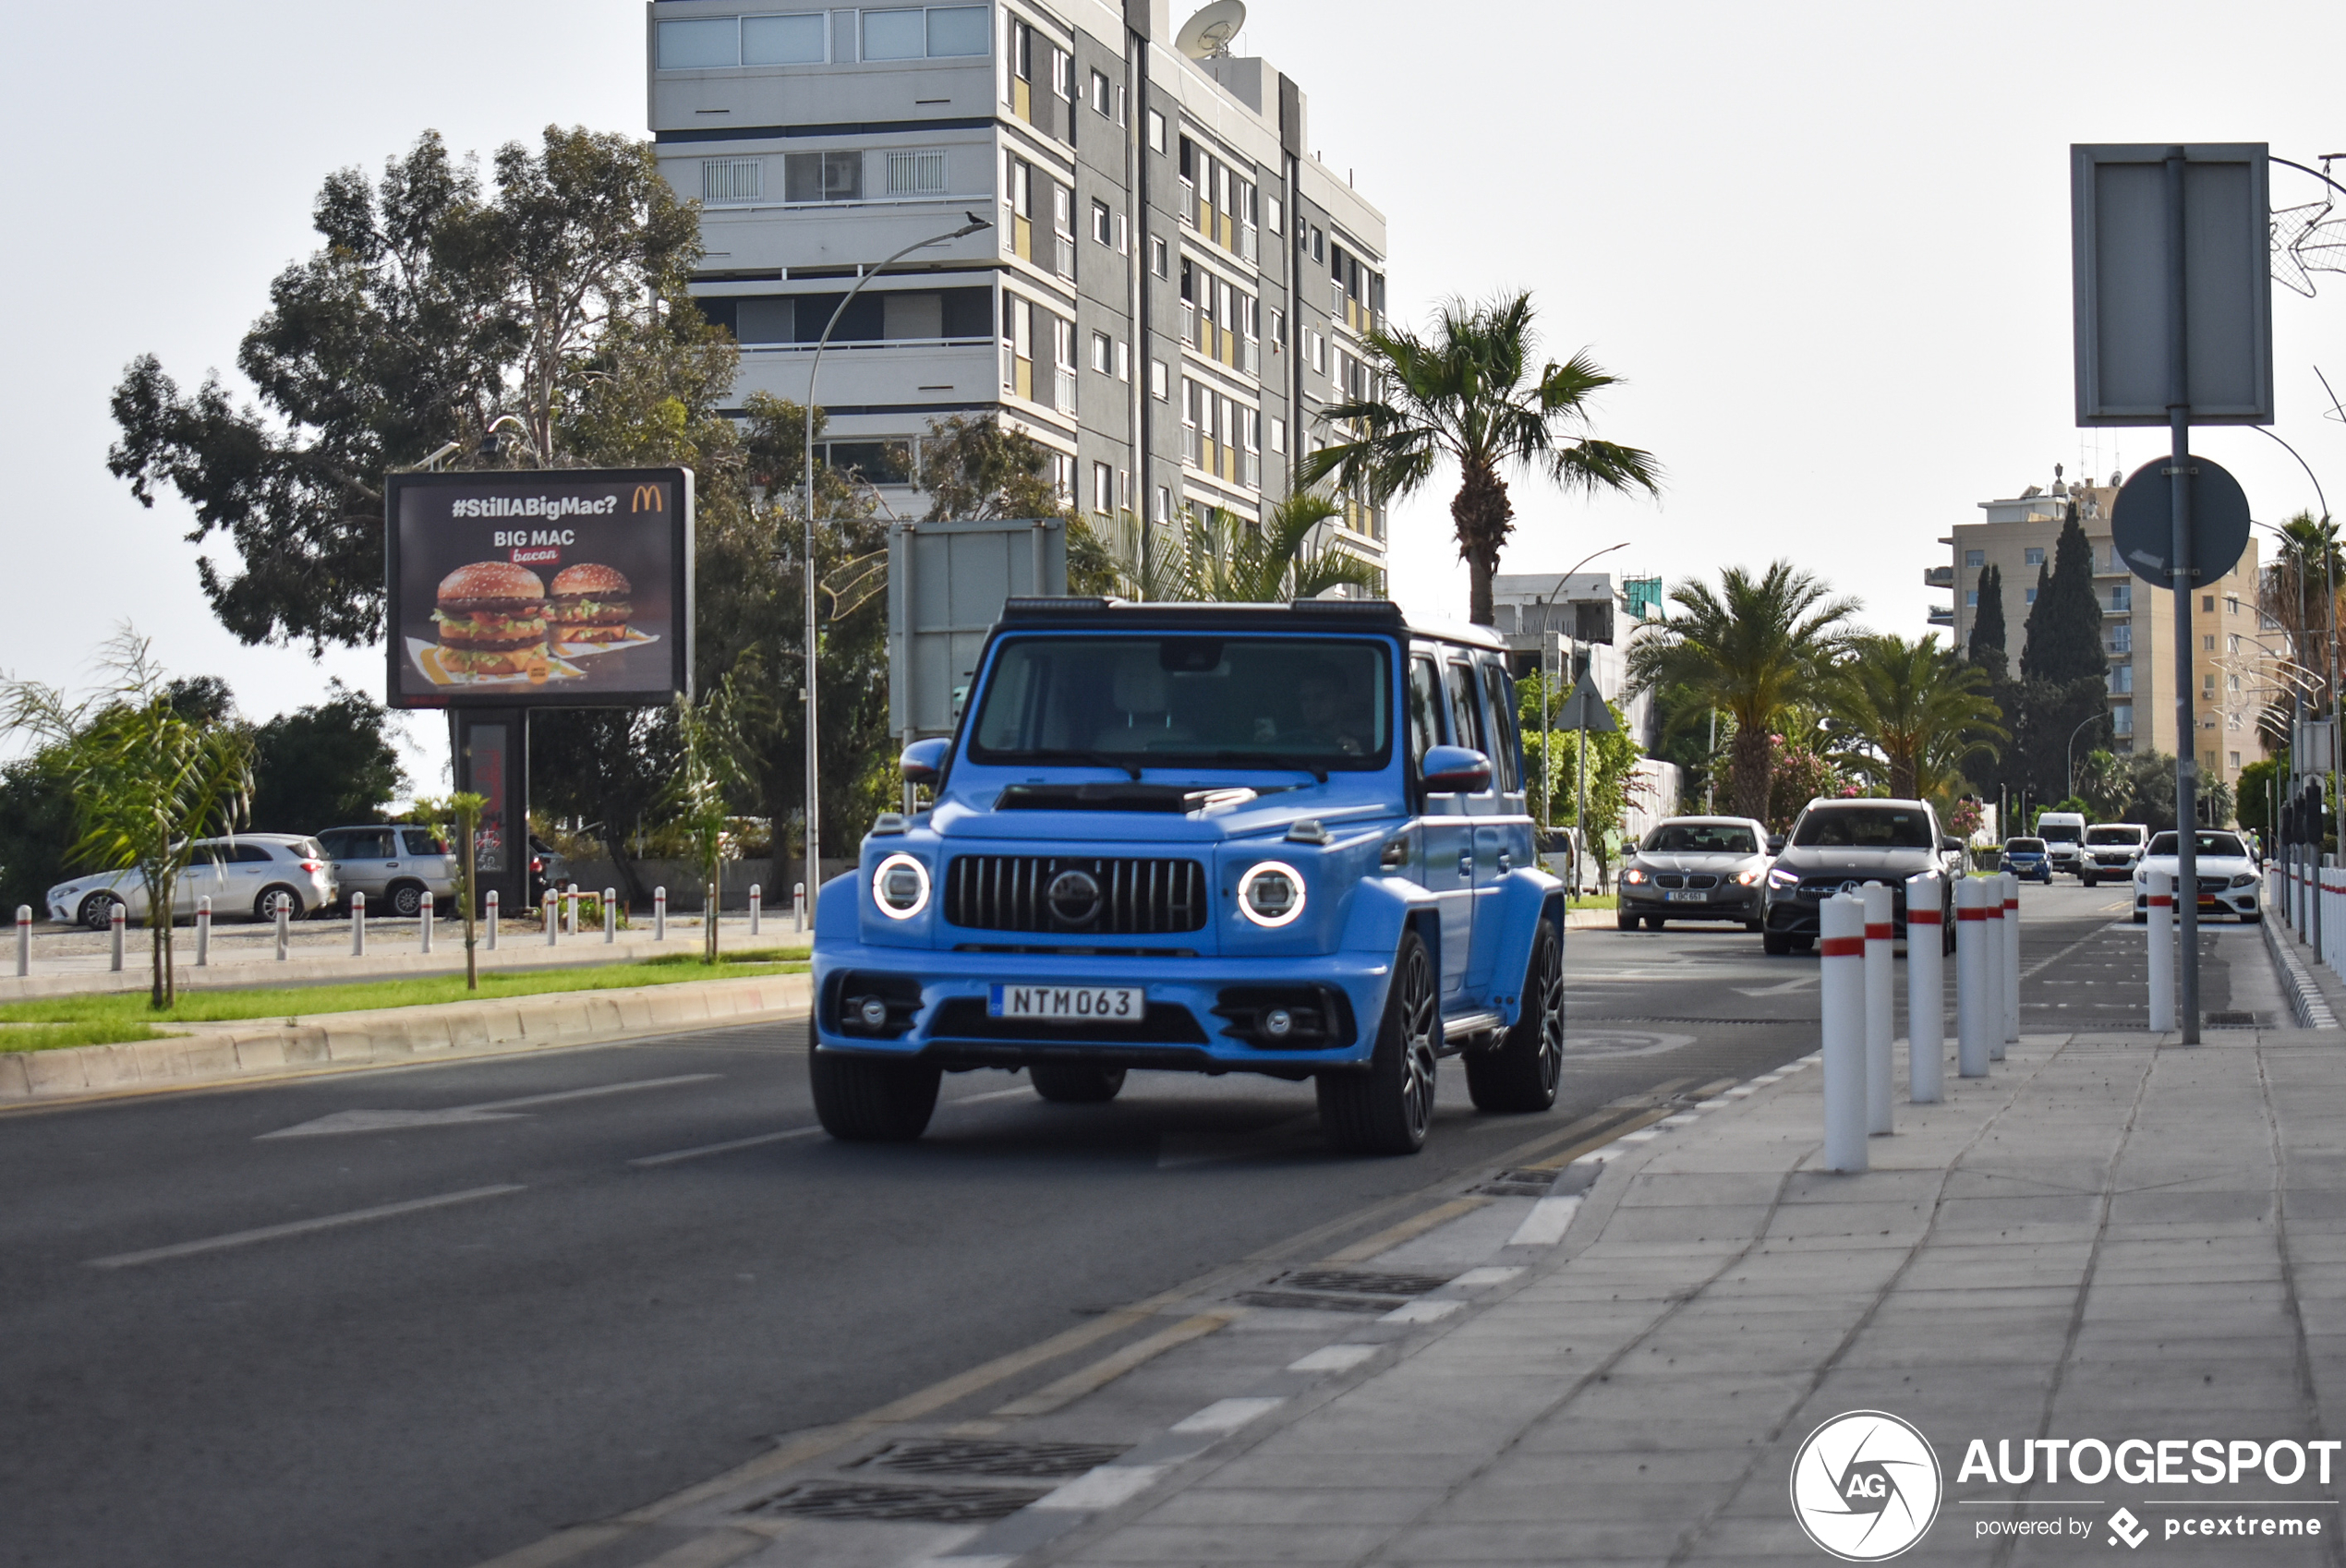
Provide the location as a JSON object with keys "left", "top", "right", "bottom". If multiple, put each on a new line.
{"left": 1790, "top": 1411, "right": 1943, "bottom": 1561}
{"left": 630, "top": 484, "right": 665, "bottom": 513}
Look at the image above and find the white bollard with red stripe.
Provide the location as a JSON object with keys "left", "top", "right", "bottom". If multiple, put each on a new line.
{"left": 351, "top": 890, "right": 366, "bottom": 957}
{"left": 655, "top": 886, "right": 667, "bottom": 941}
{"left": 1981, "top": 879, "right": 2006, "bottom": 1062}
{"left": 1862, "top": 881, "right": 1894, "bottom": 1136}
{"left": 195, "top": 896, "right": 211, "bottom": 968}
{"left": 16, "top": 904, "right": 30, "bottom": 978}
{"left": 1820, "top": 893, "right": 1868, "bottom": 1172}
{"left": 2001, "top": 871, "right": 2021, "bottom": 1048}
{"left": 750, "top": 884, "right": 762, "bottom": 936}
{"left": 604, "top": 887, "right": 617, "bottom": 944}
{"left": 2146, "top": 869, "right": 2176, "bottom": 1032}
{"left": 419, "top": 890, "right": 433, "bottom": 954}
{"left": 1905, "top": 872, "right": 1944, "bottom": 1104}
{"left": 111, "top": 900, "right": 126, "bottom": 971}
{"left": 486, "top": 888, "right": 500, "bottom": 949}
{"left": 1955, "top": 877, "right": 1992, "bottom": 1078}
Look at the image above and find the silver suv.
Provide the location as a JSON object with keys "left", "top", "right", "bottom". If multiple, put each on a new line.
{"left": 316, "top": 826, "right": 457, "bottom": 918}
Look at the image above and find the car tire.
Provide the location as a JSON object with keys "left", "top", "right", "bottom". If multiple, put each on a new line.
{"left": 1318, "top": 928, "right": 1436, "bottom": 1156}
{"left": 1466, "top": 921, "right": 1562, "bottom": 1115}
{"left": 385, "top": 881, "right": 426, "bottom": 920}
{"left": 254, "top": 887, "right": 304, "bottom": 922}
{"left": 809, "top": 1034, "right": 941, "bottom": 1142}
{"left": 1745, "top": 918, "right": 1765, "bottom": 933}
{"left": 2133, "top": 910, "right": 2147, "bottom": 925}
{"left": 1030, "top": 1062, "right": 1128, "bottom": 1103}
{"left": 78, "top": 893, "right": 123, "bottom": 932}
{"left": 2081, "top": 872, "right": 2097, "bottom": 887}
{"left": 1792, "top": 936, "right": 1815, "bottom": 954}
{"left": 1615, "top": 911, "right": 1639, "bottom": 933}
{"left": 1647, "top": 916, "right": 1667, "bottom": 931}
{"left": 1763, "top": 930, "right": 1793, "bottom": 956}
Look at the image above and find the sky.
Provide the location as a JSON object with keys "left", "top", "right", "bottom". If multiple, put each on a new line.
{"left": 6, "top": 1, "right": 2346, "bottom": 799}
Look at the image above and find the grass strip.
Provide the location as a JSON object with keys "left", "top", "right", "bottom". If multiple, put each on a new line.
{"left": 0, "top": 1021, "right": 174, "bottom": 1054}
{"left": 0, "top": 950, "right": 807, "bottom": 1030}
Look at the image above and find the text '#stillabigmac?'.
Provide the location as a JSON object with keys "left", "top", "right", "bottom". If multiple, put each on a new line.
{"left": 450, "top": 495, "right": 623, "bottom": 519}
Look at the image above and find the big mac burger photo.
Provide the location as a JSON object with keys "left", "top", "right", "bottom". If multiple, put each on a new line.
{"left": 546, "top": 563, "right": 634, "bottom": 646}
{"left": 432, "top": 561, "right": 549, "bottom": 676}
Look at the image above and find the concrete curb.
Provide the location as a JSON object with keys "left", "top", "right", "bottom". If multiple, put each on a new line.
{"left": 2260, "top": 909, "right": 2338, "bottom": 1030}
{"left": 0, "top": 971, "right": 811, "bottom": 1105}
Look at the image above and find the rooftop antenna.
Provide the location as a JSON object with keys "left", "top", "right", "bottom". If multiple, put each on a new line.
{"left": 1176, "top": 0, "right": 1246, "bottom": 59}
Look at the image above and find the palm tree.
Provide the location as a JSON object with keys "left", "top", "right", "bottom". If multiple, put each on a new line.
{"left": 1089, "top": 491, "right": 1383, "bottom": 603}
{"left": 1824, "top": 634, "right": 2006, "bottom": 800}
{"left": 1296, "top": 292, "right": 1658, "bottom": 625}
{"left": 1626, "top": 562, "right": 1858, "bottom": 820}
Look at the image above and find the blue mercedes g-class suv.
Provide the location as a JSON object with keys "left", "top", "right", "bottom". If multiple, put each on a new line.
{"left": 808, "top": 597, "right": 1566, "bottom": 1154}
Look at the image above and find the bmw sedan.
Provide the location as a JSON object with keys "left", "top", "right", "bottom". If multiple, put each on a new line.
{"left": 1616, "top": 816, "right": 1772, "bottom": 932}
{"left": 2132, "top": 829, "right": 2261, "bottom": 923}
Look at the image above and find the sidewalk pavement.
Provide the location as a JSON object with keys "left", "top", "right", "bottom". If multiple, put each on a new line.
{"left": 1003, "top": 1024, "right": 2346, "bottom": 1566}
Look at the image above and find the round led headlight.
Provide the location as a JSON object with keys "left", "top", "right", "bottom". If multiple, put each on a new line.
{"left": 871, "top": 852, "right": 930, "bottom": 920}
{"left": 1237, "top": 861, "right": 1306, "bottom": 928}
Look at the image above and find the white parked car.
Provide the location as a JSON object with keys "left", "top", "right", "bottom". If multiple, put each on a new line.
{"left": 46, "top": 835, "right": 339, "bottom": 929}
{"left": 2131, "top": 829, "right": 2261, "bottom": 924}
{"left": 2080, "top": 822, "right": 2148, "bottom": 887}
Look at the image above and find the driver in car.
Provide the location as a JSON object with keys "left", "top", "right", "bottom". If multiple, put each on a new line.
{"left": 1294, "top": 665, "right": 1367, "bottom": 755}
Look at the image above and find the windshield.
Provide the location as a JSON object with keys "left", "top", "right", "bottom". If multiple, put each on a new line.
{"left": 2086, "top": 826, "right": 2140, "bottom": 845}
{"left": 2006, "top": 838, "right": 2045, "bottom": 852}
{"left": 1643, "top": 823, "right": 1759, "bottom": 855}
{"left": 2038, "top": 821, "right": 2083, "bottom": 842}
{"left": 2146, "top": 831, "right": 2248, "bottom": 859}
{"left": 970, "top": 635, "right": 1392, "bottom": 771}
{"left": 1792, "top": 806, "right": 1936, "bottom": 850}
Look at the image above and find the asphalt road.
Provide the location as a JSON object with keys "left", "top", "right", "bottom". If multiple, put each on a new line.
{"left": 0, "top": 881, "right": 2263, "bottom": 1568}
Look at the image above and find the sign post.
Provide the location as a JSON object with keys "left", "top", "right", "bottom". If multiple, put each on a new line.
{"left": 2072, "top": 142, "right": 2273, "bottom": 1045}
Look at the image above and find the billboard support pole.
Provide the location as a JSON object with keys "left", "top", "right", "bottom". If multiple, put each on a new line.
{"left": 2163, "top": 146, "right": 2201, "bottom": 1045}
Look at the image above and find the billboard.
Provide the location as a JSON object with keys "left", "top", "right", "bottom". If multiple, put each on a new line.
{"left": 385, "top": 468, "right": 695, "bottom": 708}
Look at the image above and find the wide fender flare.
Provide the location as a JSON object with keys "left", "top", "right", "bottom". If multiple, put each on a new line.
{"left": 1483, "top": 869, "right": 1566, "bottom": 1028}
{"left": 813, "top": 870, "right": 860, "bottom": 944}
{"left": 1339, "top": 874, "right": 1445, "bottom": 1019}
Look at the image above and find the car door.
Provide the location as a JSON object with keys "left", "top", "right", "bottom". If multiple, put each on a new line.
{"left": 1466, "top": 656, "right": 1529, "bottom": 995}
{"left": 400, "top": 828, "right": 448, "bottom": 890}
{"left": 224, "top": 842, "right": 279, "bottom": 906}
{"left": 1430, "top": 653, "right": 1493, "bottom": 1003}
{"left": 1405, "top": 649, "right": 1472, "bottom": 1002}
{"left": 175, "top": 842, "right": 230, "bottom": 915}
{"left": 332, "top": 828, "right": 395, "bottom": 901}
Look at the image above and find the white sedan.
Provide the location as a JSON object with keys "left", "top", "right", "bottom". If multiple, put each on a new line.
{"left": 46, "top": 835, "right": 339, "bottom": 929}
{"left": 2131, "top": 829, "right": 2262, "bottom": 923}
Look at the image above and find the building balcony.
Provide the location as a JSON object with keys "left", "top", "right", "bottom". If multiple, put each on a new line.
{"left": 1923, "top": 565, "right": 1954, "bottom": 589}
{"left": 1928, "top": 606, "right": 1954, "bottom": 627}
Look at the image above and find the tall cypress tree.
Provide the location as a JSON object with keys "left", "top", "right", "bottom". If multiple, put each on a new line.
{"left": 2020, "top": 515, "right": 2105, "bottom": 682}
{"left": 1967, "top": 564, "right": 2007, "bottom": 673}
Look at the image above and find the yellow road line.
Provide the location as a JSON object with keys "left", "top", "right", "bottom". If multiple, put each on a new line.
{"left": 992, "top": 1311, "right": 1238, "bottom": 1417}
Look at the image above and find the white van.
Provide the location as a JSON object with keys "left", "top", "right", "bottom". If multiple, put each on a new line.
{"left": 2080, "top": 822, "right": 2149, "bottom": 887}
{"left": 2037, "top": 811, "right": 2087, "bottom": 874}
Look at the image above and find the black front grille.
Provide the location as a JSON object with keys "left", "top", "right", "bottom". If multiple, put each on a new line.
{"left": 1686, "top": 873, "right": 1721, "bottom": 889}
{"left": 943, "top": 855, "right": 1207, "bottom": 935}
{"left": 1655, "top": 874, "right": 1685, "bottom": 889}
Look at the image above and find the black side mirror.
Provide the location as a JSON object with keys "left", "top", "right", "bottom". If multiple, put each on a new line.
{"left": 1765, "top": 834, "right": 1786, "bottom": 856}
{"left": 1941, "top": 835, "right": 1964, "bottom": 853}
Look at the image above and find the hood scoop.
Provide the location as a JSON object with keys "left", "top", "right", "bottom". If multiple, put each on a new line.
{"left": 994, "top": 783, "right": 1263, "bottom": 814}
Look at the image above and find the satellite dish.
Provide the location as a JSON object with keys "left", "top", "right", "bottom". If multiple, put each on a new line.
{"left": 1176, "top": 0, "right": 1246, "bottom": 59}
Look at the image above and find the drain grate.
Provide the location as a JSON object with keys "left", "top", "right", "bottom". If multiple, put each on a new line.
{"left": 2204, "top": 1011, "right": 2259, "bottom": 1027}
{"left": 855, "top": 1438, "right": 1129, "bottom": 1479}
{"left": 1472, "top": 1168, "right": 1559, "bottom": 1198}
{"left": 1231, "top": 1288, "right": 1404, "bottom": 1314}
{"left": 742, "top": 1480, "right": 1046, "bottom": 1524}
{"left": 1277, "top": 1268, "right": 1453, "bottom": 1297}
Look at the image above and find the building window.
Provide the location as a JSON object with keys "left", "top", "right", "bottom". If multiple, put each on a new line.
{"left": 1266, "top": 195, "right": 1282, "bottom": 233}
{"left": 1090, "top": 331, "right": 1111, "bottom": 372}
{"left": 2231, "top": 751, "right": 2243, "bottom": 769}
{"left": 1091, "top": 199, "right": 1110, "bottom": 245}
{"left": 2229, "top": 634, "right": 2241, "bottom": 653}
{"left": 1153, "top": 484, "right": 1170, "bottom": 523}
{"left": 2228, "top": 672, "right": 2242, "bottom": 692}
{"left": 2024, "top": 547, "right": 2045, "bottom": 566}
{"left": 1965, "top": 589, "right": 1978, "bottom": 608}
{"left": 1965, "top": 549, "right": 1984, "bottom": 568}
{"left": 785, "top": 151, "right": 862, "bottom": 201}
{"left": 885, "top": 150, "right": 947, "bottom": 195}
{"left": 1307, "top": 328, "right": 1324, "bottom": 374}
{"left": 2203, "top": 634, "right": 2216, "bottom": 651}
{"left": 1114, "top": 213, "right": 1128, "bottom": 254}
{"left": 2203, "top": 673, "right": 2217, "bottom": 693}
{"left": 1093, "top": 461, "right": 1112, "bottom": 514}
{"left": 743, "top": 12, "right": 828, "bottom": 64}
{"left": 1048, "top": 452, "right": 1073, "bottom": 501}
{"left": 2108, "top": 662, "right": 2132, "bottom": 694}
{"left": 1269, "top": 416, "right": 1285, "bottom": 454}
{"left": 1117, "top": 468, "right": 1129, "bottom": 510}
{"left": 1312, "top": 225, "right": 1324, "bottom": 262}
{"left": 2024, "top": 587, "right": 2038, "bottom": 605}
{"left": 1149, "top": 358, "right": 1167, "bottom": 399}
{"left": 1115, "top": 341, "right": 1130, "bottom": 380}
{"left": 702, "top": 158, "right": 764, "bottom": 202}
{"left": 2202, "top": 594, "right": 2216, "bottom": 612}
{"left": 861, "top": 6, "right": 990, "bottom": 60}
{"left": 1090, "top": 68, "right": 1112, "bottom": 116}
{"left": 2227, "top": 595, "right": 2242, "bottom": 616}
{"left": 1146, "top": 109, "right": 1166, "bottom": 152}
{"left": 1268, "top": 307, "right": 1284, "bottom": 344}
{"left": 2112, "top": 705, "right": 2133, "bottom": 736}
{"left": 2110, "top": 583, "right": 2130, "bottom": 610}
{"left": 1149, "top": 236, "right": 1167, "bottom": 277}
{"left": 2110, "top": 624, "right": 2131, "bottom": 652}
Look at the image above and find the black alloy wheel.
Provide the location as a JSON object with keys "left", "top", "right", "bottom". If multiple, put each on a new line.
{"left": 1318, "top": 928, "right": 1437, "bottom": 1155}
{"left": 808, "top": 1018, "right": 942, "bottom": 1140}
{"left": 1466, "top": 921, "right": 1563, "bottom": 1113}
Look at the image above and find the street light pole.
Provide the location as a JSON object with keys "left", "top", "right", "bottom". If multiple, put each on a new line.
{"left": 1534, "top": 542, "right": 1629, "bottom": 850}
{"left": 799, "top": 217, "right": 990, "bottom": 922}
{"left": 2065, "top": 712, "right": 2105, "bottom": 801}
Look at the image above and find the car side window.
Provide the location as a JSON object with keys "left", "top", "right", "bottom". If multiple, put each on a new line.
{"left": 1442, "top": 660, "right": 1485, "bottom": 761}
{"left": 349, "top": 829, "right": 394, "bottom": 859}
{"left": 402, "top": 829, "right": 438, "bottom": 856}
{"left": 1478, "top": 659, "right": 1521, "bottom": 794}
{"left": 1406, "top": 656, "right": 1444, "bottom": 768}
{"left": 233, "top": 844, "right": 275, "bottom": 863}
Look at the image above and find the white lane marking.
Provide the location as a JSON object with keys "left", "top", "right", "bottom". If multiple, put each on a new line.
{"left": 1170, "top": 1396, "right": 1287, "bottom": 1434}
{"left": 1617, "top": 1128, "right": 1661, "bottom": 1143}
{"left": 87, "top": 1184, "right": 526, "bottom": 1269}
{"left": 1733, "top": 976, "right": 1818, "bottom": 996}
{"left": 1288, "top": 1344, "right": 1378, "bottom": 1373}
{"left": 1659, "top": 1112, "right": 1702, "bottom": 1127}
{"left": 1509, "top": 1195, "right": 1583, "bottom": 1247}
{"left": 625, "top": 1086, "right": 1035, "bottom": 1168}
{"left": 1450, "top": 1265, "right": 1523, "bottom": 1288}
{"left": 1033, "top": 1465, "right": 1169, "bottom": 1510}
{"left": 1380, "top": 1297, "right": 1464, "bottom": 1324}
{"left": 261, "top": 1074, "right": 723, "bottom": 1139}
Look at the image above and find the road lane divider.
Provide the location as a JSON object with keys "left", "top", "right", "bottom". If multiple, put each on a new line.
{"left": 624, "top": 1086, "right": 1035, "bottom": 1168}
{"left": 87, "top": 1184, "right": 526, "bottom": 1269}
{"left": 990, "top": 1312, "right": 1236, "bottom": 1418}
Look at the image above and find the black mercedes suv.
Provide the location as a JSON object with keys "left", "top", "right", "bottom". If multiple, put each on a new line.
{"left": 1760, "top": 799, "right": 1965, "bottom": 956}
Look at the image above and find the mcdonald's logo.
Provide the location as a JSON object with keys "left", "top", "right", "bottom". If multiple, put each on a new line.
{"left": 630, "top": 484, "right": 665, "bottom": 513}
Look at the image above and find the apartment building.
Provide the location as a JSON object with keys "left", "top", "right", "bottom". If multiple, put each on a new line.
{"left": 1941, "top": 470, "right": 2272, "bottom": 792}
{"left": 645, "top": 0, "right": 1389, "bottom": 574}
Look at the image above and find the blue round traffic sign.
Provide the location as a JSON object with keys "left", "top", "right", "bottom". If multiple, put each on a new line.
{"left": 2110, "top": 454, "right": 2251, "bottom": 586}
